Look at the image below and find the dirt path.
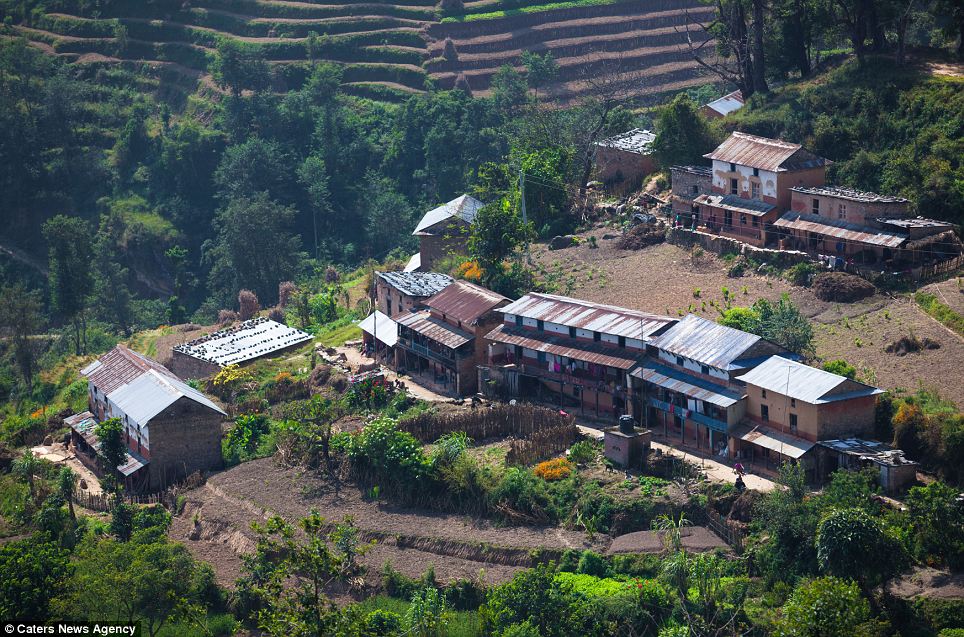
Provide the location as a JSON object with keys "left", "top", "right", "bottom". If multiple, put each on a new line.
{"left": 335, "top": 345, "right": 454, "bottom": 402}
{"left": 31, "top": 442, "right": 104, "bottom": 495}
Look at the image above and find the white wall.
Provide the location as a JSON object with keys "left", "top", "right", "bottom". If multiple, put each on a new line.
{"left": 712, "top": 160, "right": 777, "bottom": 199}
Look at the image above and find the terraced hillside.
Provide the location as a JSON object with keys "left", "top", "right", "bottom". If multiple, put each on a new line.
{"left": 6, "top": 0, "right": 713, "bottom": 102}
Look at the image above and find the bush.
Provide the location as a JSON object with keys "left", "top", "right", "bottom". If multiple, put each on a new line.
{"left": 812, "top": 272, "right": 875, "bottom": 302}
{"left": 533, "top": 458, "right": 572, "bottom": 481}
{"left": 786, "top": 262, "right": 817, "bottom": 287}
{"left": 567, "top": 441, "right": 597, "bottom": 465}
{"left": 576, "top": 551, "right": 608, "bottom": 577}
{"left": 488, "top": 467, "right": 553, "bottom": 523}
{"left": 776, "top": 577, "right": 870, "bottom": 637}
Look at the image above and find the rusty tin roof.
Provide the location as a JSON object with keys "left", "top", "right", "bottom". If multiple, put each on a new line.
{"left": 499, "top": 293, "right": 675, "bottom": 341}
{"left": 485, "top": 324, "right": 644, "bottom": 370}
{"left": 704, "top": 131, "right": 828, "bottom": 172}
{"left": 774, "top": 212, "right": 907, "bottom": 248}
{"left": 648, "top": 314, "right": 773, "bottom": 370}
{"left": 396, "top": 311, "right": 474, "bottom": 349}
{"left": 424, "top": 281, "right": 509, "bottom": 325}
{"left": 81, "top": 345, "right": 180, "bottom": 394}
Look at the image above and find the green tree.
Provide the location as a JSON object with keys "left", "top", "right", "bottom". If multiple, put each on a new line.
{"left": 775, "top": 577, "right": 869, "bottom": 637}
{"left": 905, "top": 481, "right": 964, "bottom": 569}
{"left": 211, "top": 38, "right": 270, "bottom": 98}
{"left": 42, "top": 215, "right": 94, "bottom": 355}
{"left": 206, "top": 192, "right": 305, "bottom": 304}
{"left": 95, "top": 417, "right": 126, "bottom": 495}
{"left": 751, "top": 295, "right": 815, "bottom": 358}
{"left": 481, "top": 565, "right": 574, "bottom": 637}
{"left": 363, "top": 174, "right": 416, "bottom": 259}
{"left": 57, "top": 466, "right": 76, "bottom": 522}
{"left": 522, "top": 51, "right": 558, "bottom": 99}
{"left": 822, "top": 359, "right": 857, "bottom": 379}
{"left": 54, "top": 535, "right": 203, "bottom": 637}
{"left": 0, "top": 283, "right": 45, "bottom": 393}
{"left": 491, "top": 64, "right": 530, "bottom": 114}
{"left": 653, "top": 94, "right": 719, "bottom": 169}
{"left": 0, "top": 536, "right": 70, "bottom": 621}
{"left": 815, "top": 508, "right": 902, "bottom": 587}
{"left": 468, "top": 200, "right": 532, "bottom": 283}
{"left": 91, "top": 213, "right": 134, "bottom": 336}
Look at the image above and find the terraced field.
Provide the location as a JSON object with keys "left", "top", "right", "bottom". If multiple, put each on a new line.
{"left": 7, "top": 0, "right": 714, "bottom": 102}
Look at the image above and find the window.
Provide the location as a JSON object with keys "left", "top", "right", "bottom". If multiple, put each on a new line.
{"left": 593, "top": 332, "right": 601, "bottom": 342}
{"left": 838, "top": 204, "right": 847, "bottom": 220}
{"left": 537, "top": 319, "right": 544, "bottom": 331}
{"left": 753, "top": 167, "right": 759, "bottom": 177}
{"left": 812, "top": 198, "right": 820, "bottom": 215}
{"left": 741, "top": 214, "right": 747, "bottom": 225}
{"left": 729, "top": 162, "right": 736, "bottom": 172}
{"left": 515, "top": 315, "right": 523, "bottom": 327}
{"left": 676, "top": 355, "right": 684, "bottom": 366}
{"left": 691, "top": 184, "right": 699, "bottom": 195}
{"left": 789, "top": 413, "right": 798, "bottom": 433}
{"left": 751, "top": 182, "right": 760, "bottom": 200}
{"left": 791, "top": 398, "right": 796, "bottom": 408}
{"left": 701, "top": 365, "right": 709, "bottom": 375}
{"left": 752, "top": 217, "right": 759, "bottom": 227}
{"left": 761, "top": 388, "right": 767, "bottom": 399}
{"left": 761, "top": 404, "right": 769, "bottom": 421}
{"left": 537, "top": 351, "right": 547, "bottom": 364}
{"left": 730, "top": 178, "right": 739, "bottom": 195}
{"left": 618, "top": 336, "right": 626, "bottom": 348}
{"left": 569, "top": 326, "right": 576, "bottom": 338}
{"left": 515, "top": 345, "right": 523, "bottom": 358}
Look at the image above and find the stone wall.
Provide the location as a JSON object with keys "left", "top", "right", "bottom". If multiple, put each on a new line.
{"left": 170, "top": 351, "right": 220, "bottom": 380}
{"left": 418, "top": 220, "right": 471, "bottom": 271}
{"left": 145, "top": 396, "right": 224, "bottom": 491}
{"left": 670, "top": 167, "right": 712, "bottom": 219}
{"left": 667, "top": 227, "right": 812, "bottom": 268}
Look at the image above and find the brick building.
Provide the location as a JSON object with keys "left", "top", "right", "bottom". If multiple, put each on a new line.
{"left": 375, "top": 271, "right": 453, "bottom": 318}
{"left": 171, "top": 318, "right": 313, "bottom": 379}
{"left": 395, "top": 281, "right": 509, "bottom": 395}
{"left": 593, "top": 129, "right": 657, "bottom": 193}
{"left": 695, "top": 132, "right": 829, "bottom": 247}
{"left": 731, "top": 356, "right": 884, "bottom": 478}
{"left": 408, "top": 194, "right": 484, "bottom": 272}
{"left": 700, "top": 90, "right": 744, "bottom": 120}
{"left": 482, "top": 293, "right": 676, "bottom": 420}
{"left": 76, "top": 345, "right": 226, "bottom": 491}
{"left": 669, "top": 165, "right": 713, "bottom": 226}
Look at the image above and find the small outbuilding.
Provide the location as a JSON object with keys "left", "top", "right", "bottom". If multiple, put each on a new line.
{"left": 593, "top": 129, "right": 656, "bottom": 192}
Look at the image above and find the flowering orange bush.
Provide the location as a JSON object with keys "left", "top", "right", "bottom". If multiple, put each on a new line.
{"left": 457, "top": 260, "right": 483, "bottom": 281}
{"left": 274, "top": 371, "right": 294, "bottom": 385}
{"left": 534, "top": 458, "right": 573, "bottom": 481}
{"left": 30, "top": 407, "right": 45, "bottom": 420}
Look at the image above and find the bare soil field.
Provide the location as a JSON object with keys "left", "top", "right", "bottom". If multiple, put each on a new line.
{"left": 532, "top": 231, "right": 964, "bottom": 407}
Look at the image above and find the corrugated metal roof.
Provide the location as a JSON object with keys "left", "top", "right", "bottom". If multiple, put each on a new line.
{"left": 377, "top": 271, "right": 453, "bottom": 298}
{"left": 109, "top": 368, "right": 225, "bottom": 424}
{"left": 118, "top": 448, "right": 149, "bottom": 476}
{"left": 817, "top": 438, "right": 917, "bottom": 466}
{"left": 66, "top": 411, "right": 98, "bottom": 448}
{"left": 649, "top": 314, "right": 767, "bottom": 369}
{"left": 704, "top": 131, "right": 827, "bottom": 172}
{"left": 630, "top": 363, "right": 743, "bottom": 407}
{"left": 695, "top": 193, "right": 775, "bottom": 216}
{"left": 703, "top": 90, "right": 744, "bottom": 116}
{"left": 736, "top": 355, "right": 883, "bottom": 404}
{"left": 82, "top": 345, "right": 179, "bottom": 394}
{"left": 358, "top": 311, "right": 399, "bottom": 348}
{"left": 499, "top": 293, "right": 675, "bottom": 341}
{"left": 173, "top": 318, "right": 313, "bottom": 367}
{"left": 424, "top": 281, "right": 509, "bottom": 324}
{"left": 413, "top": 194, "right": 484, "bottom": 235}
{"left": 595, "top": 128, "right": 655, "bottom": 154}
{"left": 671, "top": 165, "right": 712, "bottom": 177}
{"left": 774, "top": 212, "right": 907, "bottom": 248}
{"left": 791, "top": 185, "right": 908, "bottom": 203}
{"left": 396, "top": 311, "right": 473, "bottom": 349}
{"left": 404, "top": 252, "right": 421, "bottom": 272}
{"left": 731, "top": 423, "right": 814, "bottom": 459}
{"left": 485, "top": 324, "right": 643, "bottom": 370}
{"left": 876, "top": 217, "right": 953, "bottom": 229}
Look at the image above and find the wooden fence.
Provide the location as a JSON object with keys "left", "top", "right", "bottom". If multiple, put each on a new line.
{"left": 704, "top": 507, "right": 746, "bottom": 554}
{"left": 399, "top": 403, "right": 575, "bottom": 443}
{"left": 73, "top": 472, "right": 205, "bottom": 513}
{"left": 506, "top": 424, "right": 579, "bottom": 466}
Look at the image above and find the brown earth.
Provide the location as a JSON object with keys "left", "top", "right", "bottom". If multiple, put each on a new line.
{"left": 887, "top": 566, "right": 964, "bottom": 600}
{"left": 607, "top": 527, "right": 728, "bottom": 555}
{"left": 532, "top": 230, "right": 964, "bottom": 407}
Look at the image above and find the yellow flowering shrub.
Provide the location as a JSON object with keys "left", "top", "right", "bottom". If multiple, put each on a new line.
{"left": 534, "top": 458, "right": 573, "bottom": 481}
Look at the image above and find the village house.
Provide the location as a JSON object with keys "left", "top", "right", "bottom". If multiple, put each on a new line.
{"left": 481, "top": 293, "right": 676, "bottom": 420}
{"left": 406, "top": 194, "right": 485, "bottom": 272}
{"left": 395, "top": 280, "right": 509, "bottom": 395}
{"left": 670, "top": 165, "right": 713, "bottom": 226}
{"left": 694, "top": 132, "right": 830, "bottom": 247}
{"left": 170, "top": 317, "right": 313, "bottom": 379}
{"left": 593, "top": 129, "right": 657, "bottom": 193}
{"left": 730, "top": 355, "right": 884, "bottom": 479}
{"left": 630, "top": 314, "right": 791, "bottom": 454}
{"left": 775, "top": 185, "right": 960, "bottom": 266}
{"left": 700, "top": 89, "right": 745, "bottom": 120}
{"left": 375, "top": 271, "right": 453, "bottom": 318}
{"left": 74, "top": 345, "right": 226, "bottom": 491}
{"left": 814, "top": 438, "right": 918, "bottom": 494}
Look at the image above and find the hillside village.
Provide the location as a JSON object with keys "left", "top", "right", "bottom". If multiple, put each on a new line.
{"left": 1, "top": 0, "right": 963, "bottom": 633}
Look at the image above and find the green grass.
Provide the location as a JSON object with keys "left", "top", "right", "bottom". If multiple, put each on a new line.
{"left": 442, "top": 0, "right": 619, "bottom": 22}
{"left": 914, "top": 291, "right": 964, "bottom": 337}
{"left": 350, "top": 595, "right": 482, "bottom": 637}
{"left": 317, "top": 322, "right": 362, "bottom": 348}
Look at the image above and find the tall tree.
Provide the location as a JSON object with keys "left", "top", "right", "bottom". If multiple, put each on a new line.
{"left": 653, "top": 94, "right": 720, "bottom": 169}
{"left": 42, "top": 215, "right": 93, "bottom": 355}
{"left": 205, "top": 192, "right": 305, "bottom": 305}
{"left": 0, "top": 284, "right": 45, "bottom": 393}
{"left": 468, "top": 200, "right": 533, "bottom": 287}
{"left": 91, "top": 213, "right": 134, "bottom": 336}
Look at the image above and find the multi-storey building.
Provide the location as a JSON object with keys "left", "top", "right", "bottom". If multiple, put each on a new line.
{"left": 76, "top": 345, "right": 226, "bottom": 491}
{"left": 670, "top": 165, "right": 713, "bottom": 227}
{"left": 395, "top": 281, "right": 509, "bottom": 395}
{"left": 481, "top": 293, "right": 676, "bottom": 419}
{"left": 375, "top": 271, "right": 453, "bottom": 318}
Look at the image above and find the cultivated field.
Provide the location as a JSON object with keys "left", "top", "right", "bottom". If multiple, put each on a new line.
{"left": 532, "top": 230, "right": 964, "bottom": 407}
{"left": 9, "top": 0, "right": 715, "bottom": 102}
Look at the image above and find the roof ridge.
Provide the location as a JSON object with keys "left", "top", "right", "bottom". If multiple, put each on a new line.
{"left": 528, "top": 292, "right": 671, "bottom": 319}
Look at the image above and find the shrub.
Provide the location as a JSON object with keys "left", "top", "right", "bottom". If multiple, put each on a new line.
{"left": 278, "top": 281, "right": 296, "bottom": 308}
{"left": 533, "top": 458, "right": 572, "bottom": 481}
{"left": 822, "top": 359, "right": 857, "bottom": 379}
{"left": 576, "top": 551, "right": 608, "bottom": 577}
{"left": 776, "top": 577, "right": 870, "bottom": 637}
{"left": 334, "top": 417, "right": 431, "bottom": 499}
{"left": 786, "top": 262, "right": 817, "bottom": 287}
{"left": 567, "top": 441, "right": 597, "bottom": 465}
{"left": 364, "top": 609, "right": 403, "bottom": 636}
{"left": 488, "top": 467, "right": 553, "bottom": 522}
